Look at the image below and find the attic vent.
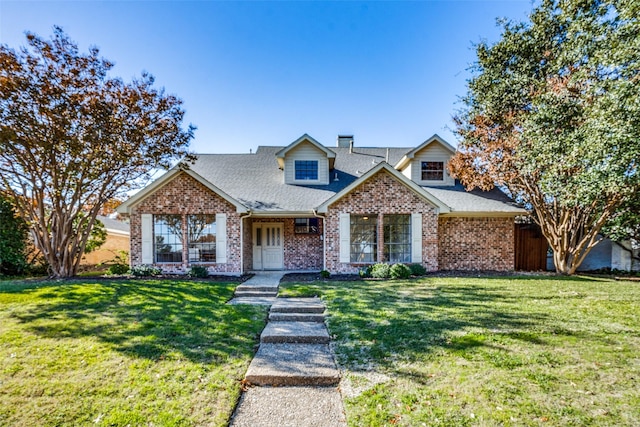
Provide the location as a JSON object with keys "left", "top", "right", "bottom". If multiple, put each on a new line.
{"left": 337, "top": 135, "right": 353, "bottom": 149}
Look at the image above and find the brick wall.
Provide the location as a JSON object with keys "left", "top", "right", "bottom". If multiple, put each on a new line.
{"left": 324, "top": 169, "right": 439, "bottom": 274}
{"left": 249, "top": 218, "right": 324, "bottom": 271}
{"left": 129, "top": 173, "right": 242, "bottom": 273}
{"left": 438, "top": 217, "right": 515, "bottom": 271}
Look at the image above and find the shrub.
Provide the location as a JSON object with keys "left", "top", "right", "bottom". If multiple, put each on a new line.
{"left": 107, "top": 263, "right": 129, "bottom": 275}
{"left": 390, "top": 263, "right": 412, "bottom": 279}
{"left": 187, "top": 265, "right": 209, "bottom": 278}
{"left": 358, "top": 267, "right": 370, "bottom": 278}
{"left": 320, "top": 270, "right": 331, "bottom": 279}
{"left": 370, "top": 263, "right": 390, "bottom": 279}
{"left": 130, "top": 265, "right": 162, "bottom": 277}
{"left": 408, "top": 263, "right": 427, "bottom": 276}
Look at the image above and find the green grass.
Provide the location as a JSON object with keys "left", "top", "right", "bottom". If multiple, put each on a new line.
{"left": 0, "top": 279, "right": 267, "bottom": 427}
{"left": 280, "top": 275, "right": 640, "bottom": 426}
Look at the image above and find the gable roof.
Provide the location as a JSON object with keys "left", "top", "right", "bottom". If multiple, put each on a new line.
{"left": 116, "top": 168, "right": 249, "bottom": 214}
{"left": 275, "top": 134, "right": 336, "bottom": 169}
{"left": 394, "top": 134, "right": 456, "bottom": 170}
{"left": 316, "top": 162, "right": 450, "bottom": 214}
{"left": 117, "top": 135, "right": 525, "bottom": 217}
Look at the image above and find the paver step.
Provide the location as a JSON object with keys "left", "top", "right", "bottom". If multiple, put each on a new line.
{"left": 260, "top": 321, "right": 330, "bottom": 344}
{"left": 234, "top": 291, "right": 278, "bottom": 298}
{"left": 270, "top": 297, "right": 325, "bottom": 314}
{"left": 268, "top": 312, "right": 326, "bottom": 322}
{"left": 244, "top": 343, "right": 340, "bottom": 386}
{"left": 235, "top": 285, "right": 279, "bottom": 293}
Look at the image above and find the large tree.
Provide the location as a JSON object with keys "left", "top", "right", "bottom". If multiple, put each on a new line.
{"left": 449, "top": 0, "right": 640, "bottom": 274}
{"left": 0, "top": 27, "right": 194, "bottom": 278}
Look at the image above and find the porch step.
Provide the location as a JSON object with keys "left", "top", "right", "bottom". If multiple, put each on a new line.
{"left": 268, "top": 312, "right": 326, "bottom": 322}
{"left": 244, "top": 343, "right": 340, "bottom": 386}
{"left": 235, "top": 284, "right": 279, "bottom": 293}
{"left": 260, "top": 321, "right": 330, "bottom": 344}
{"left": 270, "top": 297, "right": 325, "bottom": 314}
{"left": 234, "top": 290, "right": 278, "bottom": 298}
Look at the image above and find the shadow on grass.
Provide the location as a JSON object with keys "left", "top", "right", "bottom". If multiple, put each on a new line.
{"left": 280, "top": 276, "right": 621, "bottom": 379}
{"left": 2, "top": 279, "right": 267, "bottom": 362}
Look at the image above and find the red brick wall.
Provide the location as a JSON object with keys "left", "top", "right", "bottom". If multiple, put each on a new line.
{"left": 324, "top": 170, "right": 439, "bottom": 274}
{"left": 438, "top": 217, "right": 515, "bottom": 271}
{"left": 129, "top": 173, "right": 242, "bottom": 273}
{"left": 249, "top": 218, "right": 324, "bottom": 271}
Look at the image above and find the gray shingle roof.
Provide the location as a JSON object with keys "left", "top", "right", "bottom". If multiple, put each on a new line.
{"left": 186, "top": 145, "right": 524, "bottom": 215}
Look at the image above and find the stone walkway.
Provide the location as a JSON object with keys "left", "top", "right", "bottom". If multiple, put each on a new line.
{"left": 229, "top": 273, "right": 346, "bottom": 426}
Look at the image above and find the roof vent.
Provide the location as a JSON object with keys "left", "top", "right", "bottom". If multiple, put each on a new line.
{"left": 337, "top": 135, "right": 353, "bottom": 149}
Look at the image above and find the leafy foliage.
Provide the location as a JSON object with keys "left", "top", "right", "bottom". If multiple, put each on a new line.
{"left": 187, "top": 265, "right": 209, "bottom": 278}
{"left": 370, "top": 263, "right": 391, "bottom": 279}
{"left": 130, "top": 265, "right": 162, "bottom": 277}
{"left": 0, "top": 28, "right": 194, "bottom": 277}
{"left": 408, "top": 263, "right": 427, "bottom": 276}
{"left": 0, "top": 194, "right": 28, "bottom": 275}
{"left": 390, "top": 263, "right": 412, "bottom": 280}
{"left": 449, "top": 0, "right": 640, "bottom": 274}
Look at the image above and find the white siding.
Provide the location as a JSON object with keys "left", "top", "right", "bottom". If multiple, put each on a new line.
{"left": 411, "top": 143, "right": 455, "bottom": 186}
{"left": 283, "top": 141, "right": 330, "bottom": 185}
{"left": 339, "top": 213, "right": 351, "bottom": 263}
{"left": 141, "top": 214, "right": 153, "bottom": 264}
{"left": 216, "top": 213, "right": 227, "bottom": 263}
{"left": 411, "top": 213, "right": 422, "bottom": 263}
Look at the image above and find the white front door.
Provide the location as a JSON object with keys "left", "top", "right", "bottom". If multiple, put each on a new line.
{"left": 252, "top": 223, "right": 284, "bottom": 270}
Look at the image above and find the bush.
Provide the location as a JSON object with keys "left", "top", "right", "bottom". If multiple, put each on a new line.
{"left": 107, "top": 263, "right": 129, "bottom": 275}
{"left": 130, "top": 265, "right": 162, "bottom": 277}
{"left": 370, "top": 263, "right": 390, "bottom": 279}
{"left": 390, "top": 263, "right": 412, "bottom": 279}
{"left": 320, "top": 270, "right": 331, "bottom": 279}
{"left": 187, "top": 265, "right": 209, "bottom": 278}
{"left": 408, "top": 263, "right": 427, "bottom": 276}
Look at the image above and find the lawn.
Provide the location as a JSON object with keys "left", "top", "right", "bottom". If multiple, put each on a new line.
{"left": 280, "top": 275, "right": 640, "bottom": 426}
{"left": 0, "top": 278, "right": 267, "bottom": 427}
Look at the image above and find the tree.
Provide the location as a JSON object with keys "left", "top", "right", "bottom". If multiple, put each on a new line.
{"left": 0, "top": 27, "right": 194, "bottom": 278}
{"left": 0, "top": 193, "right": 29, "bottom": 275}
{"left": 449, "top": 0, "right": 640, "bottom": 275}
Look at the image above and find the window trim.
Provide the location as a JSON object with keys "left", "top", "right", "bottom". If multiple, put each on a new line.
{"left": 421, "top": 161, "right": 445, "bottom": 181}
{"left": 294, "top": 160, "right": 319, "bottom": 181}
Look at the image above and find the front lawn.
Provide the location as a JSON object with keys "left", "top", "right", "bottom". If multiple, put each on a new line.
{"left": 0, "top": 279, "right": 267, "bottom": 426}
{"left": 280, "top": 275, "right": 640, "bottom": 426}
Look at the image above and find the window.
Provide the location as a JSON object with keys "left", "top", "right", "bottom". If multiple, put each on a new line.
{"left": 295, "top": 160, "right": 318, "bottom": 180}
{"left": 154, "top": 215, "right": 183, "bottom": 263}
{"left": 187, "top": 214, "right": 216, "bottom": 262}
{"left": 421, "top": 161, "right": 444, "bottom": 181}
{"left": 383, "top": 215, "right": 411, "bottom": 263}
{"left": 350, "top": 215, "right": 377, "bottom": 263}
{"left": 294, "top": 217, "right": 319, "bottom": 234}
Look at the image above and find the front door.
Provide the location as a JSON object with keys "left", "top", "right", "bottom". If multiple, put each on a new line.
{"left": 252, "top": 223, "right": 284, "bottom": 270}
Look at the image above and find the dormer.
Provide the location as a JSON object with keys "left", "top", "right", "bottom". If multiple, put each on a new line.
{"left": 395, "top": 134, "right": 456, "bottom": 186}
{"left": 276, "top": 134, "right": 336, "bottom": 185}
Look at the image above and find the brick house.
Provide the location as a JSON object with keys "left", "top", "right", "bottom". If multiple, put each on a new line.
{"left": 117, "top": 134, "right": 526, "bottom": 274}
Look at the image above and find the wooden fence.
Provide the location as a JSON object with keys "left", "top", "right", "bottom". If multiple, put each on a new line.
{"left": 514, "top": 223, "right": 549, "bottom": 271}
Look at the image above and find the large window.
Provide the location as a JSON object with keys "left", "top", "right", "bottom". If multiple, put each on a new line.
{"left": 187, "top": 214, "right": 216, "bottom": 262}
{"left": 154, "top": 215, "right": 183, "bottom": 263}
{"left": 350, "top": 215, "right": 377, "bottom": 263}
{"left": 295, "top": 160, "right": 319, "bottom": 180}
{"left": 421, "top": 161, "right": 444, "bottom": 181}
{"left": 383, "top": 215, "right": 411, "bottom": 263}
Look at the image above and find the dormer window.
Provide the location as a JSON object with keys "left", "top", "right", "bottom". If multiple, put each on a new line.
{"left": 421, "top": 161, "right": 444, "bottom": 181}
{"left": 295, "top": 160, "right": 318, "bottom": 180}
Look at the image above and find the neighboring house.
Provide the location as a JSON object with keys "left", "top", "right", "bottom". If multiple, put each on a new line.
{"left": 81, "top": 215, "right": 130, "bottom": 266}
{"left": 546, "top": 237, "right": 640, "bottom": 272}
{"left": 117, "top": 134, "right": 526, "bottom": 275}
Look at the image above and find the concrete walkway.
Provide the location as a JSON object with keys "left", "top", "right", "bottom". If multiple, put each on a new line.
{"left": 227, "top": 271, "right": 283, "bottom": 305}
{"left": 229, "top": 274, "right": 346, "bottom": 426}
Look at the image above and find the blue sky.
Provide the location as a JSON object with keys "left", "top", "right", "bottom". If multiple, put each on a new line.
{"left": 0, "top": 1, "right": 534, "bottom": 154}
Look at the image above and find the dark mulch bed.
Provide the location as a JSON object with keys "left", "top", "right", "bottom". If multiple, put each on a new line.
{"left": 280, "top": 270, "right": 558, "bottom": 283}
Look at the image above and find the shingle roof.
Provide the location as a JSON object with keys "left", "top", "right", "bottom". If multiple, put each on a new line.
{"left": 185, "top": 144, "right": 525, "bottom": 215}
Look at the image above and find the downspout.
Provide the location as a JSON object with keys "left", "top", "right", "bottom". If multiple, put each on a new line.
{"left": 313, "top": 210, "right": 327, "bottom": 271}
{"left": 240, "top": 211, "right": 253, "bottom": 275}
